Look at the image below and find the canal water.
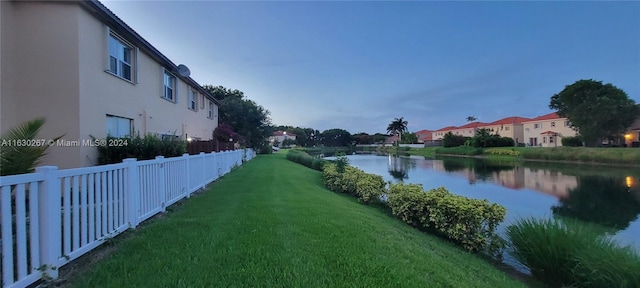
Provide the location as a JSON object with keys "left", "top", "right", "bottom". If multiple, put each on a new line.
{"left": 343, "top": 154, "right": 640, "bottom": 255}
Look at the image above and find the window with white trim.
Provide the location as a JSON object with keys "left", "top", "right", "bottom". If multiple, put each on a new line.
{"left": 208, "top": 100, "right": 214, "bottom": 119}
{"left": 108, "top": 33, "right": 134, "bottom": 81}
{"left": 188, "top": 88, "right": 197, "bottom": 111}
{"left": 106, "top": 115, "right": 132, "bottom": 137}
{"left": 163, "top": 70, "right": 177, "bottom": 102}
{"left": 534, "top": 123, "right": 541, "bottom": 129}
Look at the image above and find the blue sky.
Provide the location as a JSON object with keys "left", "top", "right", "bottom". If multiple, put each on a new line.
{"left": 102, "top": 1, "right": 639, "bottom": 135}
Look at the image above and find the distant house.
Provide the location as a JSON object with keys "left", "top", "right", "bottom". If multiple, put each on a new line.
{"left": 432, "top": 126, "right": 458, "bottom": 140}
{"left": 481, "top": 116, "right": 532, "bottom": 145}
{"left": 269, "top": 131, "right": 296, "bottom": 146}
{"left": 0, "top": 0, "right": 220, "bottom": 169}
{"left": 449, "top": 122, "right": 489, "bottom": 138}
{"left": 385, "top": 135, "right": 399, "bottom": 145}
{"left": 624, "top": 112, "right": 640, "bottom": 147}
{"left": 415, "top": 129, "right": 433, "bottom": 143}
{"left": 522, "top": 112, "right": 577, "bottom": 147}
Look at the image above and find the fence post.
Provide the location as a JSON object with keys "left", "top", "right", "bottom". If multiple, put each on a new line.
{"left": 36, "top": 166, "right": 61, "bottom": 280}
{"left": 183, "top": 153, "right": 191, "bottom": 198}
{"left": 123, "top": 158, "right": 140, "bottom": 228}
{"left": 200, "top": 152, "right": 206, "bottom": 186}
{"left": 156, "top": 156, "right": 166, "bottom": 212}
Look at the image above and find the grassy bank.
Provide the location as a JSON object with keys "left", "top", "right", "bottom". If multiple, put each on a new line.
{"left": 67, "top": 153, "right": 524, "bottom": 288}
{"left": 433, "top": 146, "right": 640, "bottom": 166}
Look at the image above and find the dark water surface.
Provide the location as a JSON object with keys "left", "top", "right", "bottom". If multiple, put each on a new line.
{"left": 343, "top": 154, "right": 640, "bottom": 253}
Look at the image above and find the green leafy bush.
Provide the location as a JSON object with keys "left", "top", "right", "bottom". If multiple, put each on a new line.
{"left": 97, "top": 134, "right": 186, "bottom": 165}
{"left": 442, "top": 132, "right": 468, "bottom": 148}
{"left": 387, "top": 183, "right": 507, "bottom": 255}
{"left": 562, "top": 135, "right": 583, "bottom": 147}
{"left": 387, "top": 183, "right": 430, "bottom": 227}
{"left": 321, "top": 163, "right": 385, "bottom": 204}
{"left": 507, "top": 217, "right": 640, "bottom": 288}
{"left": 286, "top": 149, "right": 325, "bottom": 171}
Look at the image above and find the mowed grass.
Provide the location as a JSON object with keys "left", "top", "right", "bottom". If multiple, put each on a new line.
{"left": 68, "top": 153, "right": 524, "bottom": 288}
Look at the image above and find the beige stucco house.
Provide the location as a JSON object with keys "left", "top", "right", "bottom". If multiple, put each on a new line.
{"left": 522, "top": 112, "right": 577, "bottom": 147}
{"left": 1, "top": 0, "right": 220, "bottom": 168}
{"left": 431, "top": 126, "right": 457, "bottom": 141}
{"left": 480, "top": 116, "right": 531, "bottom": 145}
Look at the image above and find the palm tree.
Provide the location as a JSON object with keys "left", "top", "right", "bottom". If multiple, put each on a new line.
{"left": 466, "top": 116, "right": 478, "bottom": 122}
{"left": 386, "top": 117, "right": 408, "bottom": 146}
{"left": 0, "top": 118, "right": 63, "bottom": 176}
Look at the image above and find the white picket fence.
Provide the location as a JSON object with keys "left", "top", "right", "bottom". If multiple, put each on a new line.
{"left": 0, "top": 149, "right": 255, "bottom": 288}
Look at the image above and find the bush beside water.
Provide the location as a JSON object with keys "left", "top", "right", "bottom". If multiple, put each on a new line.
{"left": 286, "top": 149, "right": 326, "bottom": 171}
{"left": 507, "top": 218, "right": 640, "bottom": 287}
{"left": 318, "top": 158, "right": 507, "bottom": 255}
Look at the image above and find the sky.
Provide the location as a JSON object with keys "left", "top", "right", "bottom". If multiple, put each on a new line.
{"left": 101, "top": 0, "right": 640, "bottom": 135}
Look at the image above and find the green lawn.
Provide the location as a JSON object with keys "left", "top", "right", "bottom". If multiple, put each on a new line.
{"left": 68, "top": 153, "right": 524, "bottom": 288}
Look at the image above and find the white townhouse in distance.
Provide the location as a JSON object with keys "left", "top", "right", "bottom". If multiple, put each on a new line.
{"left": 1, "top": 0, "right": 220, "bottom": 169}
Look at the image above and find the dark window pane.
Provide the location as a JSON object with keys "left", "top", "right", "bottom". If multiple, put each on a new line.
{"left": 110, "top": 57, "right": 117, "bottom": 73}
{"left": 121, "top": 62, "right": 131, "bottom": 80}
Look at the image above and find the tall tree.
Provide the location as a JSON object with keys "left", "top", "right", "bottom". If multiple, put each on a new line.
{"left": 203, "top": 85, "right": 272, "bottom": 149}
{"left": 386, "top": 117, "right": 408, "bottom": 145}
{"left": 549, "top": 79, "right": 639, "bottom": 146}
{"left": 320, "top": 128, "right": 352, "bottom": 147}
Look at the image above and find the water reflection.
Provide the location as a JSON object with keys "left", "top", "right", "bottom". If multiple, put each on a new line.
{"left": 552, "top": 177, "right": 640, "bottom": 230}
{"left": 387, "top": 155, "right": 415, "bottom": 181}
{"left": 353, "top": 154, "right": 640, "bottom": 248}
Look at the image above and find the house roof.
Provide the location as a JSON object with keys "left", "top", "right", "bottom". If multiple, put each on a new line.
{"left": 523, "top": 112, "right": 562, "bottom": 122}
{"left": 272, "top": 131, "right": 296, "bottom": 137}
{"left": 435, "top": 126, "right": 458, "bottom": 132}
{"left": 456, "top": 122, "right": 489, "bottom": 129}
{"left": 487, "top": 116, "right": 532, "bottom": 125}
{"left": 80, "top": 1, "right": 220, "bottom": 105}
{"left": 416, "top": 129, "right": 433, "bottom": 134}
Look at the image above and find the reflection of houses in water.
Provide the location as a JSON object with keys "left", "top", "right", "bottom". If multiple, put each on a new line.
{"left": 427, "top": 161, "right": 578, "bottom": 199}
{"left": 522, "top": 169, "right": 577, "bottom": 199}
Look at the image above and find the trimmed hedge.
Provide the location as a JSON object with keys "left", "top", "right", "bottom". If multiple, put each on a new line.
{"left": 435, "top": 146, "right": 483, "bottom": 156}
{"left": 387, "top": 183, "right": 507, "bottom": 255}
{"left": 286, "top": 149, "right": 326, "bottom": 171}
{"left": 97, "top": 134, "right": 186, "bottom": 165}
{"left": 322, "top": 163, "right": 385, "bottom": 204}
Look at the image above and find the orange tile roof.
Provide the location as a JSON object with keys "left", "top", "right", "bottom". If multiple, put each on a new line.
{"left": 416, "top": 129, "right": 433, "bottom": 134}
{"left": 488, "top": 116, "right": 532, "bottom": 125}
{"left": 523, "top": 112, "right": 561, "bottom": 122}
{"left": 456, "top": 122, "right": 489, "bottom": 129}
{"left": 435, "top": 126, "right": 458, "bottom": 132}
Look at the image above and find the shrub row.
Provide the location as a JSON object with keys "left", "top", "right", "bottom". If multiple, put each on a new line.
{"left": 322, "top": 163, "right": 385, "bottom": 204}
{"left": 317, "top": 162, "right": 508, "bottom": 255}
{"left": 387, "top": 183, "right": 507, "bottom": 255}
{"left": 435, "top": 146, "right": 483, "bottom": 156}
{"left": 286, "top": 149, "right": 326, "bottom": 171}
{"left": 97, "top": 134, "right": 186, "bottom": 165}
{"left": 561, "top": 135, "right": 583, "bottom": 147}
{"left": 520, "top": 147, "right": 640, "bottom": 165}
{"left": 507, "top": 218, "right": 640, "bottom": 288}
{"left": 484, "top": 148, "right": 520, "bottom": 156}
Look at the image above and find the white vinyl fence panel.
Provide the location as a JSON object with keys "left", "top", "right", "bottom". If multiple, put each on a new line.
{"left": 0, "top": 149, "right": 255, "bottom": 288}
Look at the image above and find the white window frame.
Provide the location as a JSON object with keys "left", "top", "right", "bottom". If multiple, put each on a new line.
{"left": 163, "top": 69, "right": 177, "bottom": 102}
{"left": 106, "top": 30, "right": 136, "bottom": 82}
{"left": 188, "top": 88, "right": 197, "bottom": 111}
{"left": 106, "top": 115, "right": 133, "bottom": 137}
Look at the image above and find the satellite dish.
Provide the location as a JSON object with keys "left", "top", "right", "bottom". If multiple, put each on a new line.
{"left": 177, "top": 64, "right": 191, "bottom": 77}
